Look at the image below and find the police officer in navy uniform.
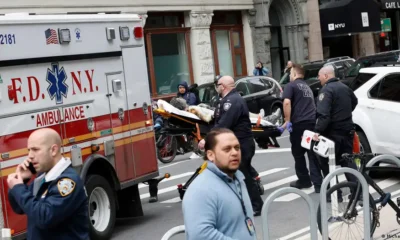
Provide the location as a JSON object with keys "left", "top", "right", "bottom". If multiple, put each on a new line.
{"left": 7, "top": 128, "right": 89, "bottom": 240}
{"left": 313, "top": 65, "right": 358, "bottom": 183}
{"left": 199, "top": 76, "right": 264, "bottom": 216}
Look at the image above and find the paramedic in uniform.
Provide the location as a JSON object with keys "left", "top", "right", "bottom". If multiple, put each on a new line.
{"left": 280, "top": 64, "right": 323, "bottom": 193}
{"left": 198, "top": 75, "right": 264, "bottom": 216}
{"left": 313, "top": 65, "right": 358, "bottom": 182}
{"left": 7, "top": 128, "right": 89, "bottom": 240}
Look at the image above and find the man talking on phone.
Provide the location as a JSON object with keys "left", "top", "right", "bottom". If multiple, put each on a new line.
{"left": 7, "top": 128, "right": 89, "bottom": 240}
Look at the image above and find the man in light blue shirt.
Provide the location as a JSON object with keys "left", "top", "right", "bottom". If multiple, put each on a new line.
{"left": 182, "top": 128, "right": 257, "bottom": 240}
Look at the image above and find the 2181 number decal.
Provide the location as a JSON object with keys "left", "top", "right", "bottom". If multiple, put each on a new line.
{"left": 0, "top": 34, "right": 16, "bottom": 45}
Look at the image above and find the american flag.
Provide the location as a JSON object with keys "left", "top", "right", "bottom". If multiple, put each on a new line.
{"left": 45, "top": 28, "right": 59, "bottom": 45}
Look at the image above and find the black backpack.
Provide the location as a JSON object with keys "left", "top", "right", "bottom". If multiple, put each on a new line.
{"left": 189, "top": 84, "right": 201, "bottom": 105}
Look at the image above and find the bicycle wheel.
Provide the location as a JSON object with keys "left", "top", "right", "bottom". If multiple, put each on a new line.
{"left": 157, "top": 135, "right": 177, "bottom": 164}
{"left": 317, "top": 181, "right": 378, "bottom": 240}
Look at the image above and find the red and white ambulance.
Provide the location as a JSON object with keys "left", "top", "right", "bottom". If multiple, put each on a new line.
{"left": 0, "top": 13, "right": 159, "bottom": 239}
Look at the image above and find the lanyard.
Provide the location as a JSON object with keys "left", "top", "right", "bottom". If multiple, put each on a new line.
{"left": 209, "top": 169, "right": 248, "bottom": 217}
{"left": 223, "top": 178, "right": 248, "bottom": 218}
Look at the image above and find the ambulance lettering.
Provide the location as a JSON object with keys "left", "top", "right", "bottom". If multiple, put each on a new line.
{"left": 8, "top": 62, "right": 99, "bottom": 104}
{"left": 36, "top": 106, "right": 86, "bottom": 127}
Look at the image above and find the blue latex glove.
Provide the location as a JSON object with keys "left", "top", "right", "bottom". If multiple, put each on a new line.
{"left": 277, "top": 127, "right": 285, "bottom": 133}
{"left": 287, "top": 122, "right": 293, "bottom": 133}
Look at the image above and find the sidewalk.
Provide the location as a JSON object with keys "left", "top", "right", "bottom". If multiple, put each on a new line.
{"left": 299, "top": 196, "right": 400, "bottom": 240}
{"left": 373, "top": 205, "right": 400, "bottom": 240}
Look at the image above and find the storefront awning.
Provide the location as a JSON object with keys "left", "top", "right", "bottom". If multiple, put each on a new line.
{"left": 382, "top": 0, "right": 400, "bottom": 10}
{"left": 319, "top": 0, "right": 381, "bottom": 38}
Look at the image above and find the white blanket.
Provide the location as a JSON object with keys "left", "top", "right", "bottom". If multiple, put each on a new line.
{"left": 156, "top": 100, "right": 274, "bottom": 126}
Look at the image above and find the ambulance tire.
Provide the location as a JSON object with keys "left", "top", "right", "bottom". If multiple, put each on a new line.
{"left": 86, "top": 174, "right": 116, "bottom": 240}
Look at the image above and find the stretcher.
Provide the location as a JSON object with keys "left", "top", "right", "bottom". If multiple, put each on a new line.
{"left": 154, "top": 99, "right": 282, "bottom": 149}
{"left": 154, "top": 99, "right": 277, "bottom": 199}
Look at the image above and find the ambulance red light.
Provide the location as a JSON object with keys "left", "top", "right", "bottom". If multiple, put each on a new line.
{"left": 134, "top": 27, "right": 143, "bottom": 39}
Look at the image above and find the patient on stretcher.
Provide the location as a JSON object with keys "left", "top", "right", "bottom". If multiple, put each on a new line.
{"left": 156, "top": 98, "right": 281, "bottom": 127}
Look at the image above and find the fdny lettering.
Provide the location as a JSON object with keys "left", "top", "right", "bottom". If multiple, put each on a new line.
{"left": 36, "top": 106, "right": 86, "bottom": 127}
{"left": 9, "top": 66, "right": 99, "bottom": 104}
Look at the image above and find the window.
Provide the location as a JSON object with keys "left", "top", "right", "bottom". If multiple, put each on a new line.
{"left": 236, "top": 81, "right": 250, "bottom": 96}
{"left": 211, "top": 11, "right": 247, "bottom": 77}
{"left": 369, "top": 74, "right": 400, "bottom": 102}
{"left": 279, "top": 73, "right": 290, "bottom": 85}
{"left": 198, "top": 85, "right": 217, "bottom": 104}
{"left": 349, "top": 73, "right": 376, "bottom": 91}
{"left": 247, "top": 78, "right": 266, "bottom": 94}
{"left": 145, "top": 12, "right": 194, "bottom": 98}
{"left": 304, "top": 67, "right": 320, "bottom": 81}
{"left": 260, "top": 78, "right": 274, "bottom": 90}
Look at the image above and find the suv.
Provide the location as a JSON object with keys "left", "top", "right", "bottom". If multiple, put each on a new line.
{"left": 279, "top": 56, "right": 355, "bottom": 98}
{"left": 349, "top": 64, "right": 400, "bottom": 157}
{"left": 196, "top": 76, "right": 284, "bottom": 125}
{"left": 343, "top": 50, "right": 400, "bottom": 86}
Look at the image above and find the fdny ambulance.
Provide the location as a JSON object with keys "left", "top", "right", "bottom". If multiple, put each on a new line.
{"left": 0, "top": 13, "right": 159, "bottom": 239}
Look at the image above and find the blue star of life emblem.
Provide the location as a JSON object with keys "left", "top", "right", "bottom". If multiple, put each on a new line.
{"left": 46, "top": 63, "right": 68, "bottom": 104}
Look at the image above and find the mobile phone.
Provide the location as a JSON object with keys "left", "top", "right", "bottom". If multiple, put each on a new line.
{"left": 28, "top": 162, "right": 37, "bottom": 174}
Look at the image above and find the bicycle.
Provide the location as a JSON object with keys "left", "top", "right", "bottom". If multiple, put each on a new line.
{"left": 316, "top": 152, "right": 400, "bottom": 240}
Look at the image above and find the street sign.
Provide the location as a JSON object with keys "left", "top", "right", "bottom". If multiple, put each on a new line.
{"left": 381, "top": 18, "right": 392, "bottom": 32}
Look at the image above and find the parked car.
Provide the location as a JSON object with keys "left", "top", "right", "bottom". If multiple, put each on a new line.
{"left": 279, "top": 56, "right": 355, "bottom": 98}
{"left": 350, "top": 64, "right": 400, "bottom": 157}
{"left": 196, "top": 76, "right": 284, "bottom": 125}
{"left": 343, "top": 50, "right": 400, "bottom": 86}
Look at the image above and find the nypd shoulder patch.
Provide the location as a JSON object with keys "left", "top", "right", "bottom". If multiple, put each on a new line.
{"left": 319, "top": 93, "right": 325, "bottom": 101}
{"left": 223, "top": 103, "right": 231, "bottom": 111}
{"left": 57, "top": 178, "right": 76, "bottom": 197}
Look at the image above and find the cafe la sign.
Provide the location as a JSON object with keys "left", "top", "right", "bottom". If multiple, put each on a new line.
{"left": 382, "top": 0, "right": 400, "bottom": 9}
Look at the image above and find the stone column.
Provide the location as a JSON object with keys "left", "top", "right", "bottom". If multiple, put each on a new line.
{"left": 305, "top": 0, "right": 324, "bottom": 61}
{"left": 189, "top": 11, "right": 214, "bottom": 85}
{"left": 252, "top": 1, "right": 272, "bottom": 72}
{"left": 243, "top": 9, "right": 256, "bottom": 76}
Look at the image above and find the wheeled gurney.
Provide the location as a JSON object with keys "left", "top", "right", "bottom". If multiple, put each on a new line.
{"left": 154, "top": 99, "right": 282, "bottom": 149}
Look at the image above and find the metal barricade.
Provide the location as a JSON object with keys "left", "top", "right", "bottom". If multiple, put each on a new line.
{"left": 261, "top": 187, "right": 318, "bottom": 240}
{"left": 319, "top": 167, "right": 371, "bottom": 240}
{"left": 161, "top": 225, "right": 185, "bottom": 240}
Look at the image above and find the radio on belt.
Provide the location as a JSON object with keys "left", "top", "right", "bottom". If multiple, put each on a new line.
{"left": 301, "top": 130, "right": 334, "bottom": 158}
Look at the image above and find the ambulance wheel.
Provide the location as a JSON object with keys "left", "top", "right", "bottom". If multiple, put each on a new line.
{"left": 86, "top": 174, "right": 116, "bottom": 240}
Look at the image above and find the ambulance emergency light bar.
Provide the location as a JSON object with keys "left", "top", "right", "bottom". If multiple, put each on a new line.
{"left": 106, "top": 26, "right": 143, "bottom": 41}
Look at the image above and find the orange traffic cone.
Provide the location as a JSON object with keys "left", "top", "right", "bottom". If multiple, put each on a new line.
{"left": 353, "top": 132, "right": 360, "bottom": 153}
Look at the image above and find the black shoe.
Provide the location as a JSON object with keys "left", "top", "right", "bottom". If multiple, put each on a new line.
{"left": 290, "top": 180, "right": 312, "bottom": 189}
{"left": 314, "top": 185, "right": 321, "bottom": 193}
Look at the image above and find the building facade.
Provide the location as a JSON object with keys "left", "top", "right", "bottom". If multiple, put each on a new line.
{"left": 0, "top": 0, "right": 324, "bottom": 99}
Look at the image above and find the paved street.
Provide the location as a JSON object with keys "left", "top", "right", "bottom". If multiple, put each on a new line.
{"left": 111, "top": 133, "right": 400, "bottom": 240}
